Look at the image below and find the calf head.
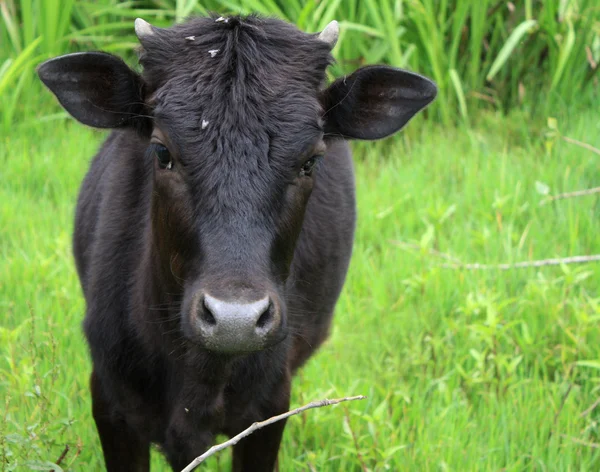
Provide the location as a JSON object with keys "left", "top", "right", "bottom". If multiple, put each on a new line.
{"left": 38, "top": 15, "right": 437, "bottom": 354}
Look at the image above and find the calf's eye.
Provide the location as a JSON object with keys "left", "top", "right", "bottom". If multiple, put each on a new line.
{"left": 299, "top": 155, "right": 322, "bottom": 177}
{"left": 154, "top": 144, "right": 173, "bottom": 170}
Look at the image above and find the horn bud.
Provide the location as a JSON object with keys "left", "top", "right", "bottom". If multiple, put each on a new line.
{"left": 135, "top": 18, "right": 155, "bottom": 41}
{"left": 318, "top": 20, "right": 339, "bottom": 48}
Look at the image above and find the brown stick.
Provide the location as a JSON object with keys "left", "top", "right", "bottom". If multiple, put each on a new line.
{"left": 180, "top": 395, "right": 367, "bottom": 472}
{"left": 49, "top": 445, "right": 69, "bottom": 471}
{"left": 391, "top": 241, "right": 600, "bottom": 270}
{"left": 541, "top": 186, "right": 600, "bottom": 205}
{"left": 560, "top": 434, "right": 600, "bottom": 449}
{"left": 390, "top": 240, "right": 463, "bottom": 264}
{"left": 548, "top": 365, "right": 573, "bottom": 442}
{"left": 343, "top": 405, "right": 368, "bottom": 472}
{"left": 561, "top": 135, "right": 600, "bottom": 157}
{"left": 442, "top": 254, "right": 600, "bottom": 270}
{"left": 581, "top": 398, "right": 600, "bottom": 418}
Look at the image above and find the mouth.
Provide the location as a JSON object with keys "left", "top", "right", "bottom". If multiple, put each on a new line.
{"left": 183, "top": 329, "right": 289, "bottom": 356}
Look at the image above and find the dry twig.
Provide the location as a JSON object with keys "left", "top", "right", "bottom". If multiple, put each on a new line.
{"left": 180, "top": 395, "right": 367, "bottom": 472}
{"left": 49, "top": 445, "right": 70, "bottom": 471}
{"left": 391, "top": 240, "right": 600, "bottom": 270}
{"left": 560, "top": 434, "right": 600, "bottom": 449}
{"left": 541, "top": 186, "right": 600, "bottom": 205}
{"left": 581, "top": 398, "right": 600, "bottom": 418}
{"left": 390, "top": 240, "right": 463, "bottom": 264}
{"left": 561, "top": 135, "right": 600, "bottom": 157}
{"left": 442, "top": 255, "right": 600, "bottom": 270}
{"left": 343, "top": 405, "right": 368, "bottom": 472}
{"left": 548, "top": 366, "right": 573, "bottom": 441}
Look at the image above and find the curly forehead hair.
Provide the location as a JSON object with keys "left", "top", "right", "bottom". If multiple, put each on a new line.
{"left": 138, "top": 15, "right": 334, "bottom": 99}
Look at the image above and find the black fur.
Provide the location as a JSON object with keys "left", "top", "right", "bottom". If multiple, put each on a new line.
{"left": 37, "top": 14, "right": 436, "bottom": 471}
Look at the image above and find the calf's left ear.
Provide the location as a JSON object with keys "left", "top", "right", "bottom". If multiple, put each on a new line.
{"left": 37, "top": 52, "right": 147, "bottom": 129}
{"left": 321, "top": 65, "right": 437, "bottom": 140}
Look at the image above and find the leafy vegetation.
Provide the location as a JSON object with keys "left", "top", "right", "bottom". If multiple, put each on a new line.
{"left": 1, "top": 0, "right": 599, "bottom": 129}
{"left": 2, "top": 109, "right": 599, "bottom": 470}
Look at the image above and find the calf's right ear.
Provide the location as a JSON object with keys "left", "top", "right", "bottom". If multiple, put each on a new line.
{"left": 37, "top": 52, "right": 147, "bottom": 130}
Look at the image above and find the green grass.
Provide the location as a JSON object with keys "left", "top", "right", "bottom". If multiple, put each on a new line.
{"left": 1, "top": 110, "right": 600, "bottom": 471}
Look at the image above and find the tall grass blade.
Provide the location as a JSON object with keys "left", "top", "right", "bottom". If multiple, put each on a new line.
{"left": 450, "top": 68, "right": 469, "bottom": 125}
{"left": 550, "top": 20, "right": 576, "bottom": 90}
{"left": 1, "top": 0, "right": 23, "bottom": 53}
{"left": 487, "top": 19, "right": 538, "bottom": 82}
{"left": 0, "top": 37, "right": 43, "bottom": 96}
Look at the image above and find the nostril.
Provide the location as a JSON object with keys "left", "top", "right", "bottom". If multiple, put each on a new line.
{"left": 256, "top": 302, "right": 274, "bottom": 330}
{"left": 201, "top": 298, "right": 217, "bottom": 326}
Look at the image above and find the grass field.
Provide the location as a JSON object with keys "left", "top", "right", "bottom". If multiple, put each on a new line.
{"left": 1, "top": 108, "right": 600, "bottom": 470}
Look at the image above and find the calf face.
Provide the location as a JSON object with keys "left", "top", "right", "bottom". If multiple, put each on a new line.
{"left": 38, "top": 15, "right": 436, "bottom": 354}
